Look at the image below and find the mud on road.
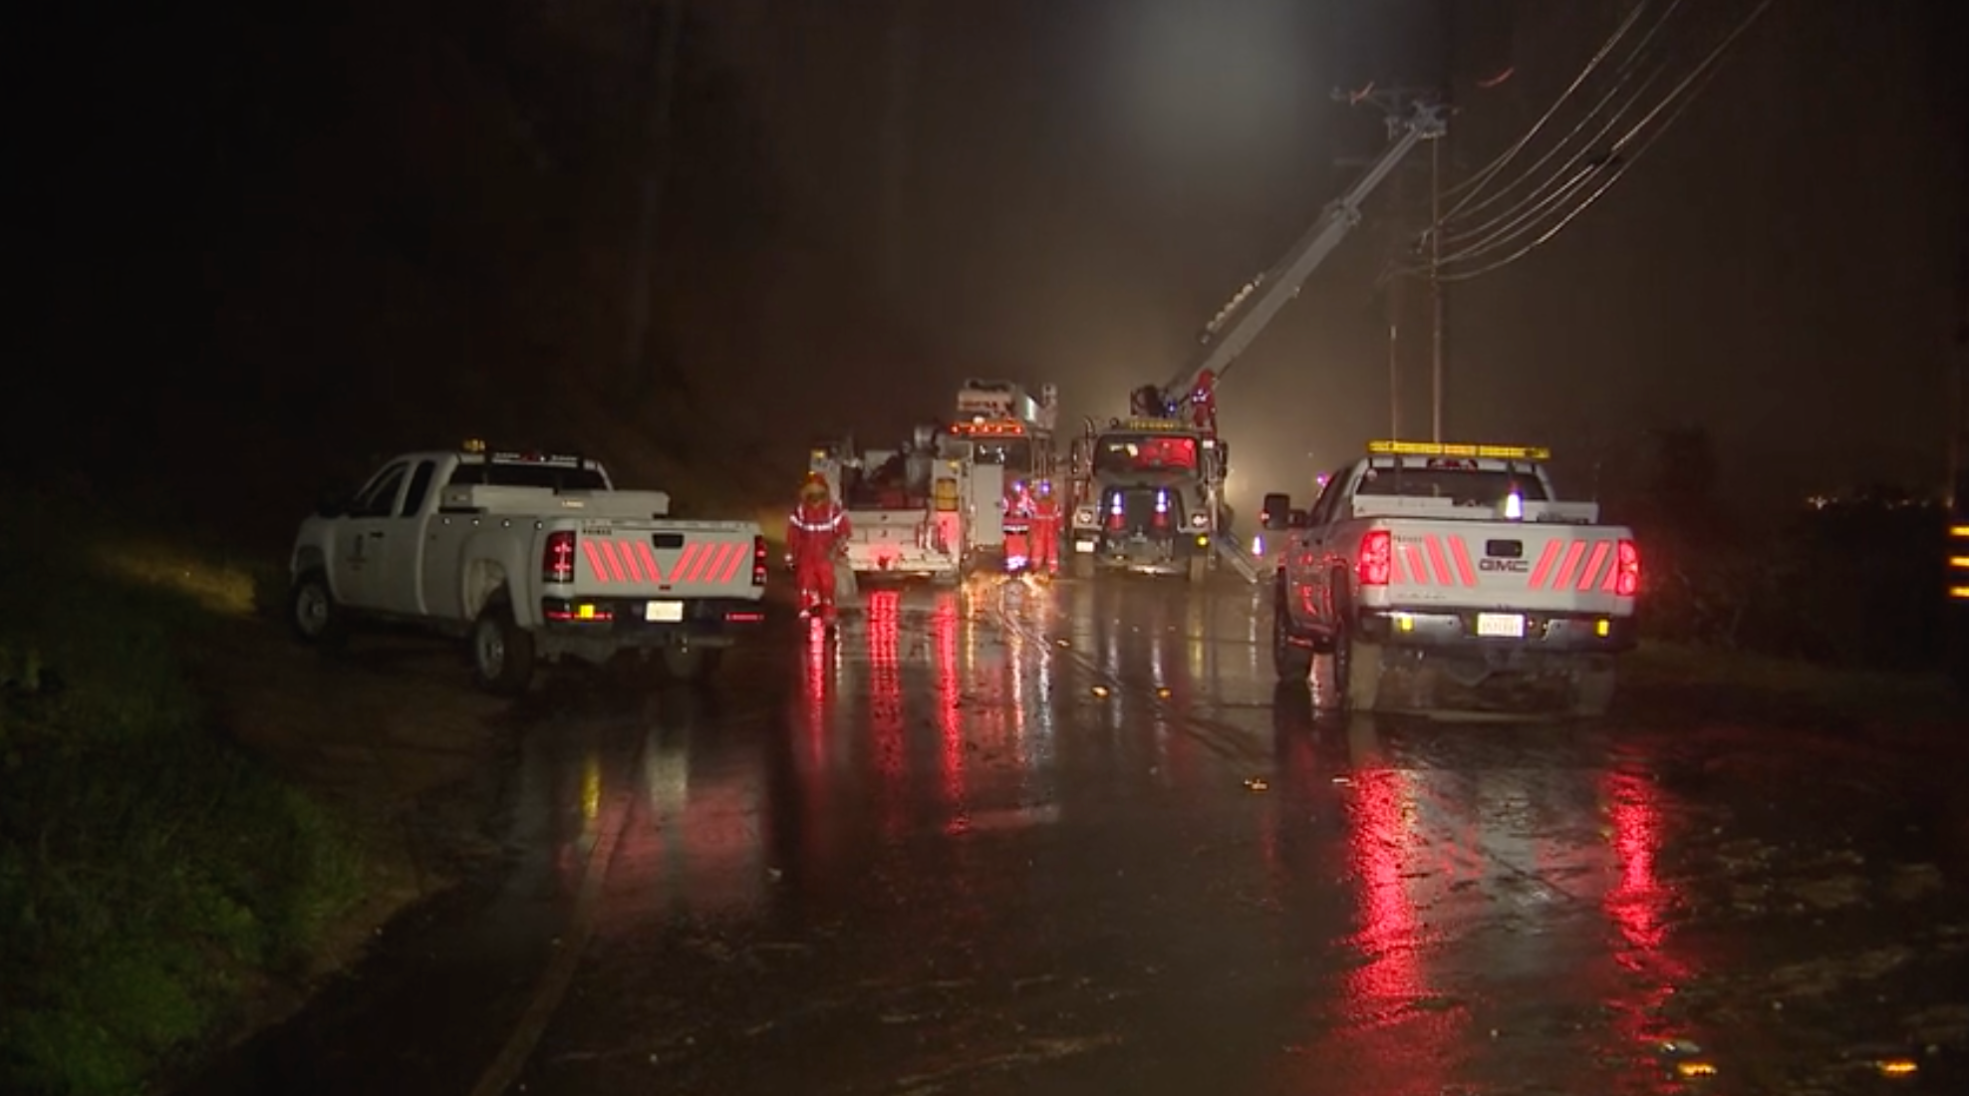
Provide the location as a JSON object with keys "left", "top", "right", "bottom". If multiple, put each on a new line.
{"left": 178, "top": 575, "right": 1969, "bottom": 1095}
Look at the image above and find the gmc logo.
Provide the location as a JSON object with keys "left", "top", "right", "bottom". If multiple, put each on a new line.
{"left": 1479, "top": 558, "right": 1530, "bottom": 573}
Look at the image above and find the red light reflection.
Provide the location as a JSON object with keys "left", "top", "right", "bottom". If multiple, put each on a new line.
{"left": 866, "top": 589, "right": 907, "bottom": 840}
{"left": 1600, "top": 768, "right": 1694, "bottom": 1069}
{"left": 934, "top": 592, "right": 965, "bottom": 818}
{"left": 1344, "top": 767, "right": 1426, "bottom": 1016}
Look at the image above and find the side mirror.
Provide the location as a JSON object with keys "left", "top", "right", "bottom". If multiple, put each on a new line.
{"left": 1287, "top": 508, "right": 1309, "bottom": 529}
{"left": 1261, "top": 492, "right": 1293, "bottom": 530}
{"left": 315, "top": 489, "right": 350, "bottom": 518}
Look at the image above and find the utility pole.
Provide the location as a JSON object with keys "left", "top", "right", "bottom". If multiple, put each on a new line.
{"left": 1429, "top": 135, "right": 1444, "bottom": 442}
{"left": 1388, "top": 159, "right": 1405, "bottom": 439}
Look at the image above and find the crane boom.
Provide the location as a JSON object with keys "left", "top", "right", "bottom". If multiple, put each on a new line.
{"left": 1154, "top": 99, "right": 1448, "bottom": 404}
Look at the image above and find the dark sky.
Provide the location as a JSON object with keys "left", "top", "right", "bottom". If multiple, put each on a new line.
{"left": 703, "top": 0, "right": 1968, "bottom": 510}
{"left": 8, "top": 0, "right": 1966, "bottom": 528}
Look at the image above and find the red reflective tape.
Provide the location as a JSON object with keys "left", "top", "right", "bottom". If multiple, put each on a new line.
{"left": 1403, "top": 544, "right": 1430, "bottom": 585}
{"left": 1554, "top": 541, "right": 1586, "bottom": 589}
{"left": 1448, "top": 536, "right": 1476, "bottom": 587}
{"left": 1527, "top": 540, "right": 1561, "bottom": 588}
{"left": 685, "top": 543, "right": 719, "bottom": 584}
{"left": 1601, "top": 557, "right": 1619, "bottom": 592}
{"left": 1390, "top": 542, "right": 1408, "bottom": 584}
{"left": 1425, "top": 535, "right": 1455, "bottom": 586}
{"left": 618, "top": 539, "right": 646, "bottom": 584}
{"left": 715, "top": 541, "right": 747, "bottom": 584}
{"left": 598, "top": 539, "right": 629, "bottom": 583}
{"left": 671, "top": 543, "right": 701, "bottom": 585}
{"left": 581, "top": 540, "right": 612, "bottom": 584}
{"left": 635, "top": 540, "right": 665, "bottom": 584}
{"left": 1577, "top": 541, "right": 1611, "bottom": 591}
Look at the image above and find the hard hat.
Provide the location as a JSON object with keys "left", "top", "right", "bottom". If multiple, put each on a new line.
{"left": 802, "top": 471, "right": 827, "bottom": 488}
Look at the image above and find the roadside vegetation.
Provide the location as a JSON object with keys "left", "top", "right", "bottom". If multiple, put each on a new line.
{"left": 0, "top": 489, "right": 361, "bottom": 1096}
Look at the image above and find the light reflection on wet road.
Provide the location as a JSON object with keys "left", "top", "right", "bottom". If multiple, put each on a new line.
{"left": 180, "top": 575, "right": 1969, "bottom": 1096}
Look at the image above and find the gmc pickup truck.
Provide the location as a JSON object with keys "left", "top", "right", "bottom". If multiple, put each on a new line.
{"left": 1272, "top": 441, "right": 1639, "bottom": 716}
{"left": 287, "top": 444, "right": 768, "bottom": 694}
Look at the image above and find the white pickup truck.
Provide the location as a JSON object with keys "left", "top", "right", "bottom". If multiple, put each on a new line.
{"left": 286, "top": 445, "right": 768, "bottom": 694}
{"left": 1271, "top": 441, "right": 1639, "bottom": 716}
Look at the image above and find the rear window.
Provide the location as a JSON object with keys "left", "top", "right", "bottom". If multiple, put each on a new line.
{"left": 449, "top": 459, "right": 609, "bottom": 492}
{"left": 1355, "top": 466, "right": 1549, "bottom": 507}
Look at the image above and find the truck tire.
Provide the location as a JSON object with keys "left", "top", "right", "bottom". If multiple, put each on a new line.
{"left": 1272, "top": 580, "right": 1314, "bottom": 682}
{"left": 469, "top": 600, "right": 535, "bottom": 697}
{"left": 288, "top": 570, "right": 347, "bottom": 649}
{"left": 661, "top": 646, "right": 724, "bottom": 684}
{"left": 1570, "top": 659, "right": 1617, "bottom": 718}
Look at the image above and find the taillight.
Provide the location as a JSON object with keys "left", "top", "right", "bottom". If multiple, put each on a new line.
{"left": 543, "top": 530, "right": 575, "bottom": 584}
{"left": 1615, "top": 538, "right": 1640, "bottom": 597}
{"left": 1358, "top": 529, "right": 1391, "bottom": 587}
{"left": 751, "top": 534, "right": 768, "bottom": 586}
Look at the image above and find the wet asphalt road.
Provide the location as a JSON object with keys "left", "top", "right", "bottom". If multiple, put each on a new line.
{"left": 181, "top": 575, "right": 1969, "bottom": 1095}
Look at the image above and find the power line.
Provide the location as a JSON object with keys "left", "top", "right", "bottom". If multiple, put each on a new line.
{"left": 1437, "top": 57, "right": 1673, "bottom": 250}
{"left": 1439, "top": 0, "right": 1687, "bottom": 235}
{"left": 1431, "top": 0, "right": 1775, "bottom": 283}
{"left": 1438, "top": 0, "right": 1673, "bottom": 218}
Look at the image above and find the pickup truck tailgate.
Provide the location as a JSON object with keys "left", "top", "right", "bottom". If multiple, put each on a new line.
{"left": 564, "top": 521, "right": 762, "bottom": 600}
{"left": 1375, "top": 520, "right": 1635, "bottom": 615}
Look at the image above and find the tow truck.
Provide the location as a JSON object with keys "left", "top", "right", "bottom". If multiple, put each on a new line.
{"left": 1272, "top": 439, "right": 1639, "bottom": 716}
{"left": 1072, "top": 94, "right": 1448, "bottom": 585}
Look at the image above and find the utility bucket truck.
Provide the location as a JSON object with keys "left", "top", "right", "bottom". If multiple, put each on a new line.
{"left": 1083, "top": 94, "right": 1448, "bottom": 584}
{"left": 810, "top": 427, "right": 963, "bottom": 585}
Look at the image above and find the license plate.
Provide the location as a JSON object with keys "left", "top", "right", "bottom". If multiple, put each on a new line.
{"left": 1074, "top": 540, "right": 1096, "bottom": 554}
{"left": 645, "top": 600, "right": 684, "bottom": 623}
{"left": 1476, "top": 612, "right": 1525, "bottom": 638}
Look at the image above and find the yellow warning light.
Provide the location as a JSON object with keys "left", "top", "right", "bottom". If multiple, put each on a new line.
{"left": 1596, "top": 618, "right": 1612, "bottom": 637}
{"left": 1950, "top": 586, "right": 1969, "bottom": 600}
{"left": 462, "top": 438, "right": 487, "bottom": 453}
{"left": 1394, "top": 612, "right": 1415, "bottom": 633}
{"left": 577, "top": 603, "right": 596, "bottom": 620}
{"left": 1675, "top": 1060, "right": 1717, "bottom": 1078}
{"left": 1950, "top": 556, "right": 1969, "bottom": 569}
{"left": 1951, "top": 525, "right": 1969, "bottom": 538}
{"left": 1876, "top": 1058, "right": 1918, "bottom": 1077}
{"left": 1367, "top": 439, "right": 1552, "bottom": 461}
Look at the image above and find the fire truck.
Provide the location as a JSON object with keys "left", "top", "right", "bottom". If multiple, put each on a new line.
{"left": 1069, "top": 93, "right": 1448, "bottom": 585}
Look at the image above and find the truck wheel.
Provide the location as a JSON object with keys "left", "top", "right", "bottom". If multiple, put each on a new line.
{"left": 1272, "top": 581, "right": 1314, "bottom": 681}
{"left": 469, "top": 601, "right": 535, "bottom": 697}
{"left": 288, "top": 570, "right": 347, "bottom": 648}
{"left": 1187, "top": 555, "right": 1208, "bottom": 583}
{"left": 661, "top": 646, "right": 724, "bottom": 684}
{"left": 1570, "top": 660, "right": 1617, "bottom": 718}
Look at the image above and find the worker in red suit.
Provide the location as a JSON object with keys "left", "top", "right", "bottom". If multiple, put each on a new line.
{"left": 1002, "top": 481, "right": 1034, "bottom": 573}
{"left": 1187, "top": 368, "right": 1219, "bottom": 437}
{"left": 1028, "top": 479, "right": 1062, "bottom": 578}
{"left": 788, "top": 471, "right": 850, "bottom": 624}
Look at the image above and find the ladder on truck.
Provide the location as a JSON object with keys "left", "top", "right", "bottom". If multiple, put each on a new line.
{"left": 1134, "top": 92, "right": 1448, "bottom": 584}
